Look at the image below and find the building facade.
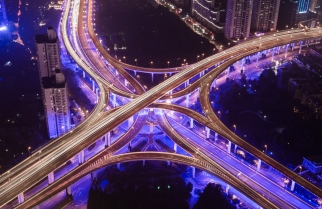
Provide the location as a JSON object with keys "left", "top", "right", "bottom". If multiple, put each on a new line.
{"left": 35, "top": 27, "right": 62, "bottom": 78}
{"left": 225, "top": 0, "right": 253, "bottom": 39}
{"left": 42, "top": 72, "right": 70, "bottom": 138}
{"left": 191, "top": 0, "right": 224, "bottom": 32}
{"left": 251, "top": 0, "right": 281, "bottom": 32}
{"left": 36, "top": 27, "right": 70, "bottom": 139}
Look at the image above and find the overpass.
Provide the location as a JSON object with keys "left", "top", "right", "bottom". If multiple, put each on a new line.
{"left": 1, "top": 0, "right": 322, "bottom": 207}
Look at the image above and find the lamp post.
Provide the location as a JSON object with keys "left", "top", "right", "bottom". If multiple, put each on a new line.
{"left": 233, "top": 125, "right": 236, "bottom": 133}
{"left": 28, "top": 147, "right": 31, "bottom": 156}
{"left": 123, "top": 56, "right": 126, "bottom": 63}
{"left": 213, "top": 48, "right": 215, "bottom": 54}
{"left": 150, "top": 61, "right": 153, "bottom": 68}
{"left": 197, "top": 55, "right": 200, "bottom": 62}
{"left": 264, "top": 145, "right": 267, "bottom": 154}
{"left": 136, "top": 75, "right": 140, "bottom": 82}
{"left": 135, "top": 59, "right": 137, "bottom": 66}
{"left": 167, "top": 61, "right": 170, "bottom": 68}
{"left": 202, "top": 53, "right": 204, "bottom": 59}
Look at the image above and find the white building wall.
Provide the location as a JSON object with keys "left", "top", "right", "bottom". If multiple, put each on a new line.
{"left": 43, "top": 88, "right": 58, "bottom": 138}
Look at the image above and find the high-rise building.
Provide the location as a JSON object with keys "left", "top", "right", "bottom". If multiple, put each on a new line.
{"left": 225, "top": 0, "right": 253, "bottom": 39}
{"left": 42, "top": 71, "right": 70, "bottom": 138}
{"left": 35, "top": 27, "right": 70, "bottom": 139}
{"left": 298, "top": 0, "right": 310, "bottom": 13}
{"left": 191, "top": 0, "right": 224, "bottom": 32}
{"left": 35, "top": 27, "right": 62, "bottom": 78}
{"left": 251, "top": 0, "right": 281, "bottom": 32}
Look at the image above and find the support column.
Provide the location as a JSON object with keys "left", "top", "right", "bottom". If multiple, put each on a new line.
{"left": 143, "top": 160, "right": 145, "bottom": 166}
{"left": 190, "top": 118, "right": 194, "bottom": 129}
{"left": 134, "top": 71, "right": 136, "bottom": 76}
{"left": 92, "top": 80, "right": 95, "bottom": 92}
{"left": 284, "top": 44, "right": 289, "bottom": 58}
{"left": 227, "top": 141, "right": 231, "bottom": 154}
{"left": 105, "top": 132, "right": 111, "bottom": 147}
{"left": 128, "top": 116, "right": 134, "bottom": 129}
{"left": 78, "top": 150, "right": 85, "bottom": 164}
{"left": 257, "top": 159, "right": 262, "bottom": 172}
{"left": 234, "top": 145, "right": 238, "bottom": 154}
{"left": 82, "top": 70, "right": 85, "bottom": 78}
{"left": 241, "top": 58, "right": 245, "bottom": 71}
{"left": 95, "top": 88, "right": 99, "bottom": 103}
{"left": 225, "top": 185, "right": 230, "bottom": 193}
{"left": 291, "top": 180, "right": 295, "bottom": 191}
{"left": 191, "top": 166, "right": 195, "bottom": 178}
{"left": 17, "top": 193, "right": 24, "bottom": 204}
{"left": 167, "top": 161, "right": 170, "bottom": 166}
{"left": 215, "top": 132, "right": 218, "bottom": 141}
{"left": 113, "top": 94, "right": 117, "bottom": 107}
{"left": 212, "top": 78, "right": 217, "bottom": 88}
{"left": 256, "top": 52, "right": 260, "bottom": 67}
{"left": 48, "top": 171, "right": 54, "bottom": 184}
{"left": 66, "top": 186, "right": 72, "bottom": 196}
{"left": 91, "top": 171, "right": 97, "bottom": 181}
{"left": 299, "top": 41, "right": 303, "bottom": 54}
{"left": 117, "top": 163, "right": 121, "bottom": 170}
{"left": 226, "top": 67, "right": 230, "bottom": 77}
{"left": 174, "top": 143, "right": 177, "bottom": 153}
{"left": 205, "top": 127, "right": 210, "bottom": 138}
{"left": 150, "top": 123, "right": 153, "bottom": 134}
{"left": 151, "top": 73, "right": 154, "bottom": 82}
{"left": 185, "top": 95, "right": 189, "bottom": 108}
{"left": 271, "top": 47, "right": 276, "bottom": 61}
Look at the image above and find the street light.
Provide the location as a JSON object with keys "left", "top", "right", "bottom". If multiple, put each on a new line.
{"left": 213, "top": 48, "right": 215, "bottom": 54}
{"left": 202, "top": 53, "right": 204, "bottom": 59}
{"left": 197, "top": 55, "right": 200, "bottom": 62}
{"left": 123, "top": 56, "right": 126, "bottom": 63}
{"left": 150, "top": 61, "right": 153, "bottom": 68}
{"left": 135, "top": 59, "right": 137, "bottom": 66}
{"left": 28, "top": 147, "right": 31, "bottom": 156}
{"left": 233, "top": 125, "right": 236, "bottom": 133}
{"left": 167, "top": 61, "right": 170, "bottom": 68}
{"left": 264, "top": 145, "right": 267, "bottom": 154}
{"left": 136, "top": 74, "right": 140, "bottom": 82}
{"left": 299, "top": 166, "right": 302, "bottom": 173}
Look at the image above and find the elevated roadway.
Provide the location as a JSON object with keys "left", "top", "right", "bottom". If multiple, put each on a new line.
{"left": 1, "top": 0, "right": 322, "bottom": 206}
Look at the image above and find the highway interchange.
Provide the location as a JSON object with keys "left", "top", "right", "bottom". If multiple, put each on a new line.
{"left": 1, "top": 0, "right": 322, "bottom": 208}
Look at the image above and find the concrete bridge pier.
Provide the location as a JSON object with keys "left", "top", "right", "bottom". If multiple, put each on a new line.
{"left": 117, "top": 163, "right": 121, "bottom": 170}
{"left": 174, "top": 143, "right": 177, "bottom": 153}
{"left": 291, "top": 180, "right": 296, "bottom": 191}
{"left": 185, "top": 95, "right": 189, "bottom": 108}
{"left": 191, "top": 166, "right": 195, "bottom": 178}
{"left": 17, "top": 192, "right": 24, "bottom": 204}
{"left": 128, "top": 116, "right": 134, "bottom": 129}
{"left": 205, "top": 127, "right": 210, "bottom": 138}
{"left": 271, "top": 47, "right": 276, "bottom": 61}
{"left": 95, "top": 88, "right": 99, "bottom": 103}
{"left": 112, "top": 93, "right": 117, "bottom": 107}
{"left": 214, "top": 132, "right": 218, "bottom": 141}
{"left": 105, "top": 132, "right": 111, "bottom": 148}
{"left": 227, "top": 141, "right": 231, "bottom": 154}
{"left": 91, "top": 171, "right": 97, "bottom": 181}
{"left": 212, "top": 78, "right": 216, "bottom": 88}
{"left": 82, "top": 70, "right": 85, "bottom": 78}
{"left": 257, "top": 159, "right": 262, "bottom": 172}
{"left": 151, "top": 73, "right": 154, "bottom": 82}
{"left": 66, "top": 186, "right": 72, "bottom": 197}
{"left": 167, "top": 161, "right": 170, "bottom": 166}
{"left": 143, "top": 160, "right": 145, "bottom": 166}
{"left": 299, "top": 41, "right": 303, "bottom": 54}
{"left": 284, "top": 44, "right": 289, "bottom": 58}
{"left": 234, "top": 145, "right": 238, "bottom": 154}
{"left": 256, "top": 52, "right": 260, "bottom": 67}
{"left": 190, "top": 118, "right": 194, "bottom": 129}
{"left": 92, "top": 80, "right": 95, "bottom": 92}
{"left": 226, "top": 185, "right": 230, "bottom": 193}
{"left": 48, "top": 171, "right": 54, "bottom": 184}
{"left": 78, "top": 150, "right": 85, "bottom": 164}
{"left": 134, "top": 71, "right": 136, "bottom": 76}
